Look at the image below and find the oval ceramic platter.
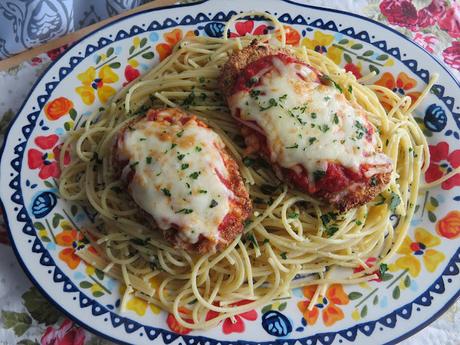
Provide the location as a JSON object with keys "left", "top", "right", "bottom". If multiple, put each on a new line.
{"left": 1, "top": 0, "right": 459, "bottom": 344}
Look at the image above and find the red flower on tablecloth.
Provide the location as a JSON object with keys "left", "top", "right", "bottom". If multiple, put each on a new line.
{"left": 442, "top": 41, "right": 460, "bottom": 71}
{"left": 413, "top": 32, "right": 438, "bottom": 54}
{"left": 28, "top": 135, "right": 70, "bottom": 179}
{"left": 47, "top": 45, "right": 68, "bottom": 61}
{"left": 425, "top": 142, "right": 460, "bottom": 190}
{"left": 229, "top": 20, "right": 268, "bottom": 38}
{"left": 438, "top": 2, "right": 460, "bottom": 39}
{"left": 41, "top": 319, "right": 85, "bottom": 345}
{"left": 417, "top": 0, "right": 446, "bottom": 28}
{"left": 380, "top": 0, "right": 418, "bottom": 30}
{"left": 352, "top": 257, "right": 382, "bottom": 282}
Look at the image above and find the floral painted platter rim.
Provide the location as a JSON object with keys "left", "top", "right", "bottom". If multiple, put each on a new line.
{"left": 1, "top": 0, "right": 460, "bottom": 344}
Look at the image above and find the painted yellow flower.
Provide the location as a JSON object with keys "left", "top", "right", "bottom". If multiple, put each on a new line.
{"left": 301, "top": 31, "right": 343, "bottom": 64}
{"left": 121, "top": 277, "right": 161, "bottom": 316}
{"left": 389, "top": 227, "right": 445, "bottom": 277}
{"left": 75, "top": 65, "right": 118, "bottom": 105}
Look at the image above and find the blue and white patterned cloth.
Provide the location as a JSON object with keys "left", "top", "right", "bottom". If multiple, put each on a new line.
{"left": 0, "top": 0, "right": 150, "bottom": 59}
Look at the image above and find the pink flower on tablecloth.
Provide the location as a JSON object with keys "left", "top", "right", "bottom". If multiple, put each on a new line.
{"left": 413, "top": 32, "right": 438, "bottom": 53}
{"left": 442, "top": 41, "right": 460, "bottom": 71}
{"left": 41, "top": 319, "right": 85, "bottom": 345}
{"left": 438, "top": 2, "right": 460, "bottom": 39}
{"left": 380, "top": 0, "right": 418, "bottom": 30}
{"left": 417, "top": 0, "right": 446, "bottom": 28}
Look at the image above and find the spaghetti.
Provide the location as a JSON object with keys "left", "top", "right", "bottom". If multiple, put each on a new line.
{"left": 58, "top": 13, "right": 436, "bottom": 329}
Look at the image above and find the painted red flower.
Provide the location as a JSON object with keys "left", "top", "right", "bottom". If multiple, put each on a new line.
{"left": 344, "top": 62, "right": 362, "bottom": 79}
{"left": 442, "top": 41, "right": 460, "bottom": 71}
{"left": 222, "top": 300, "right": 258, "bottom": 334}
{"left": 41, "top": 319, "right": 85, "bottom": 345}
{"left": 123, "top": 65, "right": 140, "bottom": 86}
{"left": 353, "top": 257, "right": 383, "bottom": 282}
{"left": 28, "top": 135, "right": 70, "bottom": 179}
{"left": 413, "top": 32, "right": 438, "bottom": 53}
{"left": 380, "top": 0, "right": 418, "bottom": 30}
{"left": 425, "top": 142, "right": 460, "bottom": 190}
{"left": 47, "top": 45, "right": 68, "bottom": 61}
{"left": 438, "top": 2, "right": 460, "bottom": 39}
{"left": 229, "top": 20, "right": 268, "bottom": 38}
{"left": 417, "top": 0, "right": 446, "bottom": 28}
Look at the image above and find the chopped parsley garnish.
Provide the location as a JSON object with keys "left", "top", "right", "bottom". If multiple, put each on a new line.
{"left": 261, "top": 184, "right": 278, "bottom": 195}
{"left": 130, "top": 161, "right": 139, "bottom": 169}
{"left": 243, "top": 156, "right": 256, "bottom": 167}
{"left": 324, "top": 96, "right": 331, "bottom": 101}
{"left": 379, "top": 263, "right": 388, "bottom": 277}
{"left": 189, "top": 171, "right": 200, "bottom": 179}
{"left": 313, "top": 170, "right": 326, "bottom": 181}
{"left": 176, "top": 208, "right": 193, "bottom": 214}
{"left": 177, "top": 154, "right": 186, "bottom": 161}
{"left": 245, "top": 76, "right": 258, "bottom": 87}
{"left": 249, "top": 89, "right": 261, "bottom": 98}
{"left": 278, "top": 94, "right": 288, "bottom": 102}
{"left": 389, "top": 192, "right": 401, "bottom": 213}
{"left": 263, "top": 239, "right": 270, "bottom": 244}
{"left": 348, "top": 85, "right": 353, "bottom": 93}
{"left": 198, "top": 189, "right": 207, "bottom": 194}
{"left": 325, "top": 226, "right": 339, "bottom": 237}
{"left": 209, "top": 199, "right": 218, "bottom": 208}
{"left": 320, "top": 212, "right": 337, "bottom": 226}
{"left": 309, "top": 137, "right": 317, "bottom": 145}
{"left": 245, "top": 232, "right": 259, "bottom": 248}
{"left": 286, "top": 143, "right": 299, "bottom": 149}
{"left": 182, "top": 91, "right": 196, "bottom": 107}
{"left": 176, "top": 130, "right": 184, "bottom": 137}
{"left": 287, "top": 212, "right": 299, "bottom": 219}
{"left": 311, "top": 112, "right": 317, "bottom": 119}
{"left": 171, "top": 143, "right": 177, "bottom": 150}
{"left": 259, "top": 98, "right": 278, "bottom": 111}
{"left": 161, "top": 188, "right": 171, "bottom": 197}
{"left": 195, "top": 146, "right": 202, "bottom": 152}
{"left": 319, "top": 124, "right": 330, "bottom": 132}
{"left": 139, "top": 137, "right": 147, "bottom": 141}
{"left": 146, "top": 156, "right": 153, "bottom": 164}
{"left": 370, "top": 176, "right": 378, "bottom": 187}
{"left": 333, "top": 113, "right": 339, "bottom": 125}
{"left": 244, "top": 219, "right": 253, "bottom": 227}
{"left": 181, "top": 163, "right": 189, "bottom": 170}
{"left": 280, "top": 252, "right": 287, "bottom": 260}
{"left": 199, "top": 77, "right": 205, "bottom": 83}
{"left": 355, "top": 219, "right": 363, "bottom": 226}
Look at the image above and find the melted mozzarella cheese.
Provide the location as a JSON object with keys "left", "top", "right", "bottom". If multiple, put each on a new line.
{"left": 229, "top": 57, "right": 391, "bottom": 181}
{"left": 117, "top": 113, "right": 233, "bottom": 244}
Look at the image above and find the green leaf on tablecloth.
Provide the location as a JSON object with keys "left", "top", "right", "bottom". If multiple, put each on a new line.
{"left": 22, "top": 287, "right": 62, "bottom": 325}
{"left": 17, "top": 340, "right": 39, "bottom": 345}
{"left": 52, "top": 213, "right": 64, "bottom": 228}
{"left": 1, "top": 311, "right": 32, "bottom": 336}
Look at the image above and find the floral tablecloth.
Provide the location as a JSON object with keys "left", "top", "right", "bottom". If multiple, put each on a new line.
{"left": 0, "top": 0, "right": 459, "bottom": 344}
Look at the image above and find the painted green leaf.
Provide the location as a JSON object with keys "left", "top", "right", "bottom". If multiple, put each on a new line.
{"left": 279, "top": 302, "right": 287, "bottom": 311}
{"left": 363, "top": 50, "right": 374, "bottom": 57}
{"left": 107, "top": 47, "right": 114, "bottom": 57}
{"left": 142, "top": 52, "right": 155, "bottom": 60}
{"left": 1, "top": 311, "right": 32, "bottom": 336}
{"left": 369, "top": 64, "right": 380, "bottom": 75}
{"left": 44, "top": 180, "right": 54, "bottom": 188}
{"left": 414, "top": 204, "right": 420, "bottom": 214}
{"left": 52, "top": 213, "right": 64, "bottom": 228}
{"left": 393, "top": 286, "right": 400, "bottom": 299}
{"left": 428, "top": 211, "right": 437, "bottom": 223}
{"left": 344, "top": 53, "right": 352, "bottom": 63}
{"left": 382, "top": 273, "right": 393, "bottom": 281}
{"left": 129, "top": 45, "right": 135, "bottom": 55}
{"left": 95, "top": 55, "right": 102, "bottom": 65}
{"left": 338, "top": 38, "right": 349, "bottom": 44}
{"left": 33, "top": 222, "right": 45, "bottom": 230}
{"left": 95, "top": 268, "right": 105, "bottom": 280}
{"left": 41, "top": 236, "right": 51, "bottom": 242}
{"left": 430, "top": 196, "right": 439, "bottom": 207}
{"left": 404, "top": 275, "right": 411, "bottom": 287}
{"left": 360, "top": 305, "right": 368, "bottom": 318}
{"left": 261, "top": 304, "right": 272, "bottom": 314}
{"left": 71, "top": 204, "right": 78, "bottom": 217}
{"left": 64, "top": 121, "right": 71, "bottom": 131}
{"left": 22, "top": 287, "right": 62, "bottom": 325}
{"left": 18, "top": 340, "right": 40, "bottom": 345}
{"left": 93, "top": 291, "right": 104, "bottom": 298}
{"left": 140, "top": 37, "right": 148, "bottom": 48}
{"left": 373, "top": 295, "right": 379, "bottom": 305}
{"left": 376, "top": 54, "right": 389, "bottom": 61}
{"left": 350, "top": 43, "right": 363, "bottom": 50}
{"left": 109, "top": 62, "right": 121, "bottom": 69}
{"left": 348, "top": 292, "right": 363, "bottom": 300}
{"left": 69, "top": 108, "right": 77, "bottom": 121}
{"left": 80, "top": 281, "right": 93, "bottom": 289}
